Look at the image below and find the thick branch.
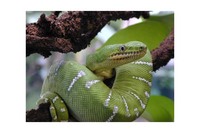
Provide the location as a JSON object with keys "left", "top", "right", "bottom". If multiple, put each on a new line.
{"left": 26, "top": 11, "right": 149, "bottom": 57}
{"left": 26, "top": 103, "right": 51, "bottom": 122}
{"left": 151, "top": 29, "right": 174, "bottom": 71}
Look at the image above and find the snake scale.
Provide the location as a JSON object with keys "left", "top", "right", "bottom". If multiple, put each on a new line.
{"left": 38, "top": 41, "right": 153, "bottom": 122}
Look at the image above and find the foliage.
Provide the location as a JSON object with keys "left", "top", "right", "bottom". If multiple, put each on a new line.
{"left": 103, "top": 12, "right": 174, "bottom": 51}
{"left": 142, "top": 95, "right": 174, "bottom": 122}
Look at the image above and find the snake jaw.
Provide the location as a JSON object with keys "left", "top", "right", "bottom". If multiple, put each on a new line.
{"left": 109, "top": 47, "right": 147, "bottom": 60}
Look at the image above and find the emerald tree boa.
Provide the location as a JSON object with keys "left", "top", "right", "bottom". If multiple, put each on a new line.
{"left": 37, "top": 41, "right": 153, "bottom": 122}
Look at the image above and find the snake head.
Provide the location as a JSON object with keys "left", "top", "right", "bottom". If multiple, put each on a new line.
{"left": 107, "top": 41, "right": 147, "bottom": 61}
{"left": 86, "top": 41, "right": 147, "bottom": 76}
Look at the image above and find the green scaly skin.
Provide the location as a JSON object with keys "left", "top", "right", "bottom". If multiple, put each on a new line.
{"left": 37, "top": 41, "right": 153, "bottom": 122}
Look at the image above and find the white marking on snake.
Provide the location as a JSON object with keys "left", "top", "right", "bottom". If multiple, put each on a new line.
{"left": 132, "top": 61, "right": 153, "bottom": 66}
{"left": 85, "top": 80, "right": 100, "bottom": 89}
{"left": 121, "top": 96, "right": 131, "bottom": 117}
{"left": 67, "top": 70, "right": 86, "bottom": 91}
{"left": 106, "top": 105, "right": 118, "bottom": 122}
{"left": 60, "top": 108, "right": 66, "bottom": 112}
{"left": 134, "top": 108, "right": 139, "bottom": 117}
{"left": 145, "top": 91, "right": 150, "bottom": 98}
{"left": 44, "top": 98, "right": 48, "bottom": 103}
{"left": 130, "top": 92, "right": 146, "bottom": 109}
{"left": 149, "top": 71, "right": 153, "bottom": 74}
{"left": 50, "top": 106, "right": 55, "bottom": 110}
{"left": 52, "top": 96, "right": 59, "bottom": 103}
{"left": 53, "top": 115, "right": 57, "bottom": 120}
{"left": 104, "top": 90, "right": 112, "bottom": 107}
{"left": 40, "top": 94, "right": 43, "bottom": 98}
{"left": 132, "top": 76, "right": 151, "bottom": 86}
{"left": 54, "top": 61, "right": 64, "bottom": 75}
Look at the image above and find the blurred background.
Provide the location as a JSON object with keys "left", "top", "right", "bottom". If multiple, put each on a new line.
{"left": 26, "top": 11, "right": 174, "bottom": 110}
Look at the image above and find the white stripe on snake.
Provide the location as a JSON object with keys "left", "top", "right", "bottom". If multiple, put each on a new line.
{"left": 67, "top": 70, "right": 86, "bottom": 91}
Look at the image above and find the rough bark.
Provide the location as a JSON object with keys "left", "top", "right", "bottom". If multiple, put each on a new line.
{"left": 26, "top": 11, "right": 149, "bottom": 57}
{"left": 26, "top": 103, "right": 52, "bottom": 122}
{"left": 151, "top": 29, "right": 174, "bottom": 71}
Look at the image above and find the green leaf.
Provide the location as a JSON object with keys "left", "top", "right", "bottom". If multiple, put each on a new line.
{"left": 102, "top": 13, "right": 174, "bottom": 51}
{"left": 141, "top": 95, "right": 174, "bottom": 122}
{"left": 147, "top": 12, "right": 174, "bottom": 32}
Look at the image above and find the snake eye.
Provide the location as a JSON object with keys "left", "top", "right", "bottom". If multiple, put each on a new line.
{"left": 119, "top": 45, "right": 126, "bottom": 52}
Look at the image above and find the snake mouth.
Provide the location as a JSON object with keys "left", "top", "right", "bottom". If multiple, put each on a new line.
{"left": 109, "top": 48, "right": 146, "bottom": 60}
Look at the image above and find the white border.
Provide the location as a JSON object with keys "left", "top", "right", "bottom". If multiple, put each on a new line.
{"left": 1, "top": 0, "right": 200, "bottom": 133}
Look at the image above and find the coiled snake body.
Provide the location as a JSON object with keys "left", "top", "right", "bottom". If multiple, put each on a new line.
{"left": 38, "top": 41, "right": 153, "bottom": 122}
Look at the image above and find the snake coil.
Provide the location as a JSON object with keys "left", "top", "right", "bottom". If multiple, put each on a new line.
{"left": 38, "top": 41, "right": 153, "bottom": 122}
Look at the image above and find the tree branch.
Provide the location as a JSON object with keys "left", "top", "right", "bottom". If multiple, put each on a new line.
{"left": 151, "top": 29, "right": 174, "bottom": 71}
{"left": 26, "top": 11, "right": 149, "bottom": 57}
{"left": 26, "top": 103, "right": 51, "bottom": 122}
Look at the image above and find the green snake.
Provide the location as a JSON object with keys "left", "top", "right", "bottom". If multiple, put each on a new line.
{"left": 37, "top": 41, "right": 153, "bottom": 122}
